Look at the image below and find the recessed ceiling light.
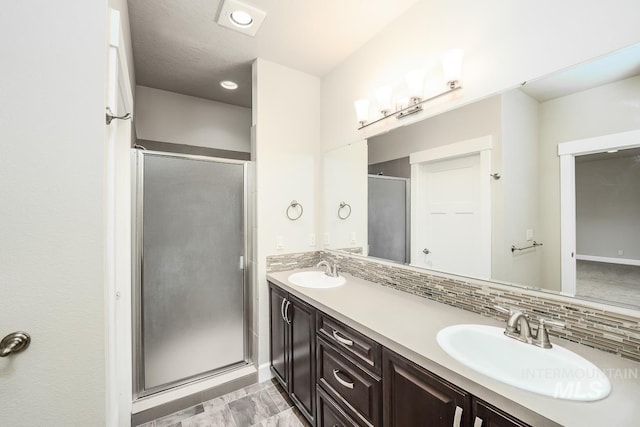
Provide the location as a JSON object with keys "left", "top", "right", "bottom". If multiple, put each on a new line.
{"left": 216, "top": 0, "right": 266, "bottom": 37}
{"left": 230, "top": 10, "right": 253, "bottom": 28}
{"left": 607, "top": 150, "right": 619, "bottom": 153}
{"left": 220, "top": 80, "right": 239, "bottom": 90}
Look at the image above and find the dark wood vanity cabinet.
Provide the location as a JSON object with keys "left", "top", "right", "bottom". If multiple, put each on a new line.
{"left": 382, "top": 348, "right": 470, "bottom": 427}
{"left": 269, "top": 283, "right": 316, "bottom": 425}
{"left": 317, "top": 337, "right": 382, "bottom": 427}
{"left": 472, "top": 399, "right": 531, "bottom": 427}
{"left": 269, "top": 281, "right": 534, "bottom": 427}
{"left": 317, "top": 385, "right": 361, "bottom": 427}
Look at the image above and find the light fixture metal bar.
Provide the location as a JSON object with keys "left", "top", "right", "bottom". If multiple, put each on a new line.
{"left": 357, "top": 85, "right": 462, "bottom": 130}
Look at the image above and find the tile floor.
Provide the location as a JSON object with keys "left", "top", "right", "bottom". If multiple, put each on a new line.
{"left": 137, "top": 380, "right": 311, "bottom": 427}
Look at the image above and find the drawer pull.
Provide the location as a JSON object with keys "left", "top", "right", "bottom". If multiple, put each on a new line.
{"left": 474, "top": 416, "right": 483, "bottom": 427}
{"left": 332, "top": 369, "right": 355, "bottom": 389}
{"left": 453, "top": 406, "right": 463, "bottom": 427}
{"left": 332, "top": 330, "right": 354, "bottom": 347}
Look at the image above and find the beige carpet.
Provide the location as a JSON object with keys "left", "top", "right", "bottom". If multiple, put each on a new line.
{"left": 576, "top": 260, "right": 640, "bottom": 308}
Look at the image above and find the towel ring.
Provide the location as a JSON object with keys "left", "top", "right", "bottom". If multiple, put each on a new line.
{"left": 286, "top": 200, "right": 304, "bottom": 221}
{"left": 338, "top": 202, "right": 351, "bottom": 220}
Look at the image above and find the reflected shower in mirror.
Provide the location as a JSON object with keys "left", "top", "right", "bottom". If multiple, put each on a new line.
{"left": 323, "top": 42, "right": 640, "bottom": 309}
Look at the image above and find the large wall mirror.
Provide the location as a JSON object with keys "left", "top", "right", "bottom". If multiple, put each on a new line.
{"left": 323, "top": 43, "right": 640, "bottom": 310}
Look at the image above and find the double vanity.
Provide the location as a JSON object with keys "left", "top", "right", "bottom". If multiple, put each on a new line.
{"left": 268, "top": 267, "right": 640, "bottom": 427}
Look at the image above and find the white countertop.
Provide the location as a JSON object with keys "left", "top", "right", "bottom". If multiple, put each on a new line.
{"left": 268, "top": 269, "right": 640, "bottom": 427}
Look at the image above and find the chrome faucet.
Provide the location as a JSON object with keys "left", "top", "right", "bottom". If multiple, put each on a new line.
{"left": 505, "top": 311, "right": 533, "bottom": 344}
{"left": 317, "top": 260, "right": 339, "bottom": 277}
{"left": 494, "top": 305, "right": 565, "bottom": 349}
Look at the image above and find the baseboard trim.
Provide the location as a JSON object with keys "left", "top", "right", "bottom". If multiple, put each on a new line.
{"left": 576, "top": 254, "right": 640, "bottom": 267}
{"left": 258, "top": 362, "right": 273, "bottom": 383}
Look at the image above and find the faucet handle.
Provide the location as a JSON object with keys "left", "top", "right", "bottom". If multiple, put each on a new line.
{"left": 492, "top": 305, "right": 511, "bottom": 314}
{"left": 533, "top": 317, "right": 565, "bottom": 349}
{"left": 493, "top": 305, "right": 522, "bottom": 316}
{"left": 538, "top": 317, "right": 565, "bottom": 329}
{"left": 328, "top": 263, "right": 340, "bottom": 277}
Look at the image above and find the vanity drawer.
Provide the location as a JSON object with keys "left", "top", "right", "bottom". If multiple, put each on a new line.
{"left": 317, "top": 385, "right": 362, "bottom": 427}
{"left": 317, "top": 337, "right": 381, "bottom": 427}
{"left": 317, "top": 312, "right": 382, "bottom": 375}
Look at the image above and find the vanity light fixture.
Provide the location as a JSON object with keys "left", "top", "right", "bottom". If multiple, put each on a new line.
{"left": 355, "top": 49, "right": 464, "bottom": 130}
{"left": 375, "top": 85, "right": 393, "bottom": 116}
{"left": 220, "top": 80, "right": 239, "bottom": 90}
{"left": 354, "top": 99, "right": 370, "bottom": 127}
{"left": 405, "top": 69, "right": 426, "bottom": 102}
{"left": 442, "top": 48, "right": 464, "bottom": 89}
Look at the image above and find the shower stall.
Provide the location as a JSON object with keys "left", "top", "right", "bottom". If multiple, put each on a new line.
{"left": 132, "top": 150, "right": 249, "bottom": 398}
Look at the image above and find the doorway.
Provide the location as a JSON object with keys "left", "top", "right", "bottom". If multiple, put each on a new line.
{"left": 559, "top": 129, "right": 640, "bottom": 303}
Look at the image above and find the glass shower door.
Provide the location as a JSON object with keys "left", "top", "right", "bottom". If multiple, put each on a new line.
{"left": 135, "top": 151, "right": 247, "bottom": 396}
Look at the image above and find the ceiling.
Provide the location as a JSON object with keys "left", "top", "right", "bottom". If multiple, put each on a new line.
{"left": 521, "top": 42, "right": 640, "bottom": 102}
{"left": 128, "top": 0, "right": 421, "bottom": 108}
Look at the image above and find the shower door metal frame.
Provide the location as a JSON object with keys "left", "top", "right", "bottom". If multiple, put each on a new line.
{"left": 131, "top": 149, "right": 251, "bottom": 400}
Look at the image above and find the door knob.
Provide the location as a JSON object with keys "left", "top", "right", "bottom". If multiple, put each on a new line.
{"left": 422, "top": 248, "right": 431, "bottom": 254}
{"left": 0, "top": 332, "right": 31, "bottom": 357}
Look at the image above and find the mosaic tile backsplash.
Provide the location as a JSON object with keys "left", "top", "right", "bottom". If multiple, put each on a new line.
{"left": 266, "top": 251, "right": 322, "bottom": 273}
{"left": 267, "top": 250, "right": 640, "bottom": 363}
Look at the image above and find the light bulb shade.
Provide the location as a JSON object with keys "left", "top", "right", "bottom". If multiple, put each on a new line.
{"left": 354, "top": 99, "right": 370, "bottom": 123}
{"left": 442, "top": 49, "right": 464, "bottom": 85}
{"left": 405, "top": 69, "right": 425, "bottom": 100}
{"left": 375, "top": 85, "right": 393, "bottom": 113}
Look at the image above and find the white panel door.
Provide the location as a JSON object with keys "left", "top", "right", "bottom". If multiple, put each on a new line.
{"left": 414, "top": 154, "right": 490, "bottom": 278}
{"left": 0, "top": 2, "right": 109, "bottom": 425}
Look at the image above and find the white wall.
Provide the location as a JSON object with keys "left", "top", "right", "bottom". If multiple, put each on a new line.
{"left": 109, "top": 0, "right": 136, "bottom": 93}
{"left": 499, "top": 89, "right": 540, "bottom": 287}
{"left": 0, "top": 1, "right": 107, "bottom": 425}
{"left": 253, "top": 59, "right": 321, "bottom": 366}
{"left": 576, "top": 155, "right": 640, "bottom": 260}
{"left": 538, "top": 74, "right": 640, "bottom": 290}
{"left": 135, "top": 85, "right": 251, "bottom": 152}
{"left": 321, "top": 0, "right": 640, "bottom": 152}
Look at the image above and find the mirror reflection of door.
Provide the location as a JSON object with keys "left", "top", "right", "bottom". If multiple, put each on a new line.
{"left": 413, "top": 153, "right": 491, "bottom": 278}
{"left": 574, "top": 147, "right": 640, "bottom": 307}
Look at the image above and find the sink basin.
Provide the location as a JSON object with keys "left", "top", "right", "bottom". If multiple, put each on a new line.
{"left": 436, "top": 324, "right": 611, "bottom": 401}
{"left": 288, "top": 271, "right": 346, "bottom": 289}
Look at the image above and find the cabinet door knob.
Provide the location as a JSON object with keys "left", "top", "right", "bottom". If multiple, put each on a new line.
{"left": 332, "top": 330, "right": 354, "bottom": 347}
{"left": 474, "top": 416, "right": 483, "bottom": 427}
{"left": 332, "top": 369, "right": 355, "bottom": 389}
{"left": 453, "top": 406, "right": 463, "bottom": 427}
